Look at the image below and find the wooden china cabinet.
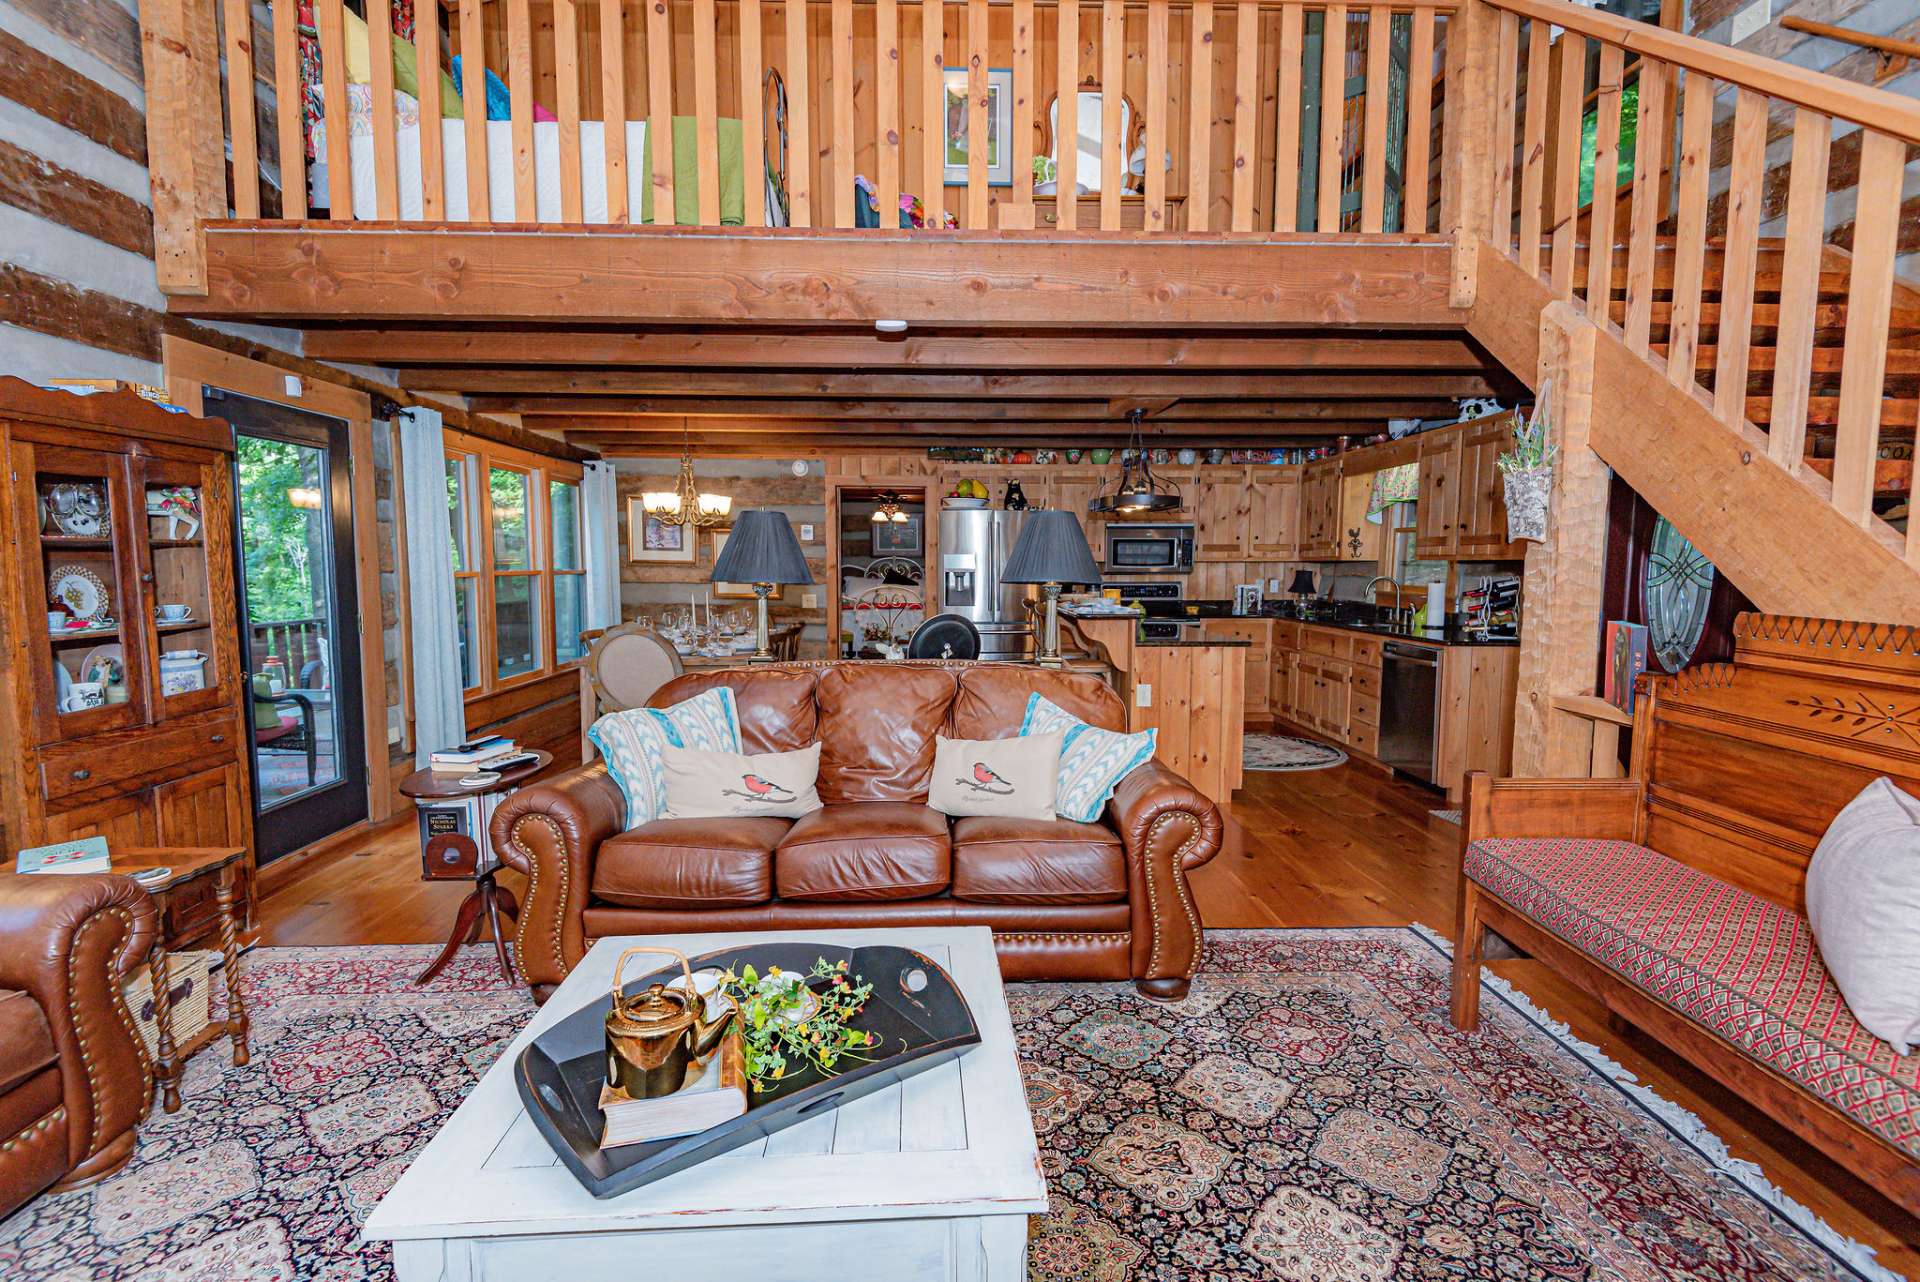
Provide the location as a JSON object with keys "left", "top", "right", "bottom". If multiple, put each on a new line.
{"left": 0, "top": 379, "right": 255, "bottom": 936}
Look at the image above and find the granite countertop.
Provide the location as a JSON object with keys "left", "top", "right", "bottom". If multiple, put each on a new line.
{"left": 1136, "top": 637, "right": 1254, "bottom": 648}
{"left": 1258, "top": 610, "right": 1519, "bottom": 648}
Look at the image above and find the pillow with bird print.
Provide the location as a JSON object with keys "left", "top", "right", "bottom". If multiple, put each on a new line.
{"left": 928, "top": 732, "right": 1064, "bottom": 820}
{"left": 660, "top": 742, "right": 823, "bottom": 819}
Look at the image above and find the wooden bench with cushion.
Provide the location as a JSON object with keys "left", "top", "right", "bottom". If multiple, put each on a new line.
{"left": 1451, "top": 613, "right": 1920, "bottom": 1213}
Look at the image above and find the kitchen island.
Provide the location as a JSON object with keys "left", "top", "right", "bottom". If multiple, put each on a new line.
{"left": 1063, "top": 610, "right": 1249, "bottom": 808}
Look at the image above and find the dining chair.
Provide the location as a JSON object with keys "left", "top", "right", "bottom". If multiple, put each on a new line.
{"left": 586, "top": 621, "right": 684, "bottom": 716}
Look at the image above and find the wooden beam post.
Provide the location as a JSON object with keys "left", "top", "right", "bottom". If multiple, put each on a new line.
{"left": 1441, "top": 0, "right": 1499, "bottom": 309}
{"left": 1511, "top": 301, "right": 1606, "bottom": 778}
{"left": 138, "top": 0, "right": 226, "bottom": 294}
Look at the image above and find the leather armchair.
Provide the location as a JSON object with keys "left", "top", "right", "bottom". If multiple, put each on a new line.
{"left": 0, "top": 872, "right": 157, "bottom": 1219}
{"left": 496, "top": 662, "right": 1223, "bottom": 1001}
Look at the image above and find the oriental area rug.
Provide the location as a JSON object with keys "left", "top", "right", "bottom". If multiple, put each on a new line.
{"left": 0, "top": 932, "right": 1896, "bottom": 1282}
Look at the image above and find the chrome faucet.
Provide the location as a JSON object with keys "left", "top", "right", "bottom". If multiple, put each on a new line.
{"left": 1366, "top": 575, "right": 1405, "bottom": 626}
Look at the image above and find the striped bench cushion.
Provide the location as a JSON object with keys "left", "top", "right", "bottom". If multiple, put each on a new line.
{"left": 1466, "top": 836, "right": 1920, "bottom": 1160}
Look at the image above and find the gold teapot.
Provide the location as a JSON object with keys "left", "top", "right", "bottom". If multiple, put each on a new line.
{"left": 604, "top": 947, "right": 734, "bottom": 1100}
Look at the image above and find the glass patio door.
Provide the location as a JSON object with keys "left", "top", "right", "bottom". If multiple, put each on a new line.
{"left": 215, "top": 389, "right": 368, "bottom": 862}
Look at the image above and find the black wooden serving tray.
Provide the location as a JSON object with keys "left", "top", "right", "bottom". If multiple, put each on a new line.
{"left": 515, "top": 942, "right": 980, "bottom": 1198}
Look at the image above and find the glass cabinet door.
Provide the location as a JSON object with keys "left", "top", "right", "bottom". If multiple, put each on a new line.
{"left": 135, "top": 456, "right": 233, "bottom": 718}
{"left": 17, "top": 441, "right": 148, "bottom": 740}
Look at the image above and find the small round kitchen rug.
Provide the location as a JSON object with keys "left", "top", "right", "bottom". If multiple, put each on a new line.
{"left": 1244, "top": 733, "right": 1347, "bottom": 772}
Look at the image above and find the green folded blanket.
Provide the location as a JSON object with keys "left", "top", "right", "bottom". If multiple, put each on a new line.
{"left": 640, "top": 117, "right": 746, "bottom": 226}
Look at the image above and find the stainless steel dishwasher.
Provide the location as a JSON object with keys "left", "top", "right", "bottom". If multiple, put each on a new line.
{"left": 1379, "top": 642, "right": 1442, "bottom": 784}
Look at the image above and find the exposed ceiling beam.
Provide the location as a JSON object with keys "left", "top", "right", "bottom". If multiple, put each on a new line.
{"left": 436, "top": 372, "right": 1495, "bottom": 400}
{"left": 545, "top": 416, "right": 1386, "bottom": 440}
{"left": 305, "top": 330, "right": 1491, "bottom": 370}
{"left": 502, "top": 398, "right": 1454, "bottom": 421}
{"left": 565, "top": 432, "right": 1353, "bottom": 454}
{"left": 183, "top": 227, "right": 1458, "bottom": 327}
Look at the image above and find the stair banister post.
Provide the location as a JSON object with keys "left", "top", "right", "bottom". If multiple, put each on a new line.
{"left": 137, "top": 0, "right": 227, "bottom": 296}
{"left": 1511, "top": 301, "right": 1609, "bottom": 779}
{"left": 1440, "top": 0, "right": 1500, "bottom": 308}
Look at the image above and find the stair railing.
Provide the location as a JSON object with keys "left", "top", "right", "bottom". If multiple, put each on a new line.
{"left": 1456, "top": 0, "right": 1920, "bottom": 560}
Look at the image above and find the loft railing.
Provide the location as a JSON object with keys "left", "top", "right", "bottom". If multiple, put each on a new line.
{"left": 205, "top": 0, "right": 1455, "bottom": 235}
{"left": 1454, "top": 0, "right": 1920, "bottom": 563}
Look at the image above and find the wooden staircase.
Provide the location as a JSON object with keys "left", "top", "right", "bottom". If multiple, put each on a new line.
{"left": 1457, "top": 0, "right": 1920, "bottom": 622}
{"left": 1596, "top": 239, "right": 1916, "bottom": 504}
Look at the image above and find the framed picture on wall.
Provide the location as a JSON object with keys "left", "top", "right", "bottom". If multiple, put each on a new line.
{"left": 708, "top": 529, "right": 759, "bottom": 598}
{"left": 942, "top": 68, "right": 1014, "bottom": 186}
{"left": 627, "top": 499, "right": 695, "bottom": 563}
{"left": 873, "top": 513, "right": 923, "bottom": 556}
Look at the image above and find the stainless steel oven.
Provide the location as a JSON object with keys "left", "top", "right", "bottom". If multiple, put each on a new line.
{"left": 1104, "top": 523, "right": 1196, "bottom": 574}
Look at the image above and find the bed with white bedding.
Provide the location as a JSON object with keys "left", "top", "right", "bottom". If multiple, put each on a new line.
{"left": 310, "top": 87, "right": 772, "bottom": 224}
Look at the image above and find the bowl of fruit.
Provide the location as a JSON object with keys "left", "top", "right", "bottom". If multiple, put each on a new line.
{"left": 943, "top": 479, "right": 989, "bottom": 509}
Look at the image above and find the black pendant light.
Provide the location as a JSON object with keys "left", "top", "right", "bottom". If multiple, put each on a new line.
{"left": 1089, "top": 410, "right": 1182, "bottom": 514}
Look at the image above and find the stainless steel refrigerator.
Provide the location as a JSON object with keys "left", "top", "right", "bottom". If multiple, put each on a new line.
{"left": 937, "top": 508, "right": 1034, "bottom": 661}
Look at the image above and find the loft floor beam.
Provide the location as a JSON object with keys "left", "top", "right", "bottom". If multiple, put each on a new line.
{"left": 304, "top": 330, "right": 1489, "bottom": 370}
{"left": 183, "top": 225, "right": 1458, "bottom": 327}
{"left": 425, "top": 371, "right": 1497, "bottom": 399}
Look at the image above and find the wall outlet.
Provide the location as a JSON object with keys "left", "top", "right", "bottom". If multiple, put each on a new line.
{"left": 282, "top": 374, "right": 303, "bottom": 398}
{"left": 802, "top": 591, "right": 818, "bottom": 609}
{"left": 1730, "top": 0, "right": 1769, "bottom": 44}
{"left": 1135, "top": 682, "right": 1153, "bottom": 708}
{"left": 800, "top": 524, "right": 815, "bottom": 541}
{"left": 1268, "top": 577, "right": 1281, "bottom": 594}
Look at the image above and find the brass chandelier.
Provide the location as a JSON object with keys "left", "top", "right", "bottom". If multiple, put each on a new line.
{"left": 641, "top": 426, "right": 732, "bottom": 528}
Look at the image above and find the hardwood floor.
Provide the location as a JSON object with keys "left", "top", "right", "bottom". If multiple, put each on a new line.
{"left": 259, "top": 762, "right": 1920, "bottom": 1273}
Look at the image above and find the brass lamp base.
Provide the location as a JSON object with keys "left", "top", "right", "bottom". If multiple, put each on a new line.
{"left": 1035, "top": 583, "right": 1064, "bottom": 667}
{"left": 751, "top": 583, "right": 774, "bottom": 660}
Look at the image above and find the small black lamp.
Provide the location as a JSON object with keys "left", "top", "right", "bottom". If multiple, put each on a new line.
{"left": 711, "top": 509, "right": 814, "bottom": 660}
{"left": 1287, "top": 569, "right": 1318, "bottom": 612}
{"left": 1002, "top": 511, "right": 1101, "bottom": 665}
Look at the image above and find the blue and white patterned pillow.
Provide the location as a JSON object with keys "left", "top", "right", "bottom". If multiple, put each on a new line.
{"left": 588, "top": 687, "right": 742, "bottom": 829}
{"left": 1019, "top": 694, "right": 1157, "bottom": 824}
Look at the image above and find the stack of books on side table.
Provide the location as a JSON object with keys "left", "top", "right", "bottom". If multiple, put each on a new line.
{"left": 429, "top": 736, "right": 537, "bottom": 775}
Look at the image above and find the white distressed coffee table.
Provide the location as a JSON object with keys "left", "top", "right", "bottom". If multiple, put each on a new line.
{"left": 363, "top": 926, "right": 1047, "bottom": 1280}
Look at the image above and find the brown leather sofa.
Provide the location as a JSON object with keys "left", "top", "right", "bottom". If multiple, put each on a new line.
{"left": 0, "top": 872, "right": 157, "bottom": 1220}
{"left": 493, "top": 663, "right": 1224, "bottom": 1000}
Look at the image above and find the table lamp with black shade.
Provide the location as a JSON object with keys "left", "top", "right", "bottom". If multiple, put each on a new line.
{"left": 1002, "top": 510, "right": 1101, "bottom": 665}
{"left": 710, "top": 509, "right": 813, "bottom": 660}
{"left": 1287, "top": 569, "right": 1318, "bottom": 613}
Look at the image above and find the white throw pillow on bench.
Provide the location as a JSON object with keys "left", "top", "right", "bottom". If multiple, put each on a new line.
{"left": 1805, "top": 776, "right": 1920, "bottom": 1054}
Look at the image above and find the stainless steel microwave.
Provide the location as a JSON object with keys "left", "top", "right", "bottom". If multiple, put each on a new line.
{"left": 1104, "top": 523, "right": 1196, "bottom": 573}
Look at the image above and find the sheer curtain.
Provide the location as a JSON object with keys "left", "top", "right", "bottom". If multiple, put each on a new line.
{"left": 398, "top": 407, "right": 465, "bottom": 766}
{"left": 582, "top": 461, "right": 621, "bottom": 631}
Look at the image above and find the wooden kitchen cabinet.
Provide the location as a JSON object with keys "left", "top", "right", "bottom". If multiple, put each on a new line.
{"left": 1455, "top": 413, "right": 1528, "bottom": 560}
{"left": 1335, "top": 472, "right": 1383, "bottom": 562}
{"left": 1046, "top": 469, "right": 1108, "bottom": 560}
{"left": 1414, "top": 429, "right": 1463, "bottom": 559}
{"left": 1247, "top": 469, "right": 1302, "bottom": 559}
{"left": 1202, "top": 619, "right": 1272, "bottom": 721}
{"left": 1299, "top": 460, "right": 1343, "bottom": 561}
{"left": 1194, "top": 467, "right": 1252, "bottom": 561}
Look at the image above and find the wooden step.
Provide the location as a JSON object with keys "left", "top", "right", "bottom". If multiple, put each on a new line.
{"left": 1803, "top": 455, "right": 1914, "bottom": 499}
{"left": 1749, "top": 396, "right": 1920, "bottom": 430}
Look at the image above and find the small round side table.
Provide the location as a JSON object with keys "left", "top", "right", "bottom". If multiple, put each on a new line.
{"left": 398, "top": 749, "right": 552, "bottom": 986}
